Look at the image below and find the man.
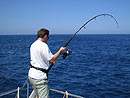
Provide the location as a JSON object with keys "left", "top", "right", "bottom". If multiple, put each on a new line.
{"left": 28, "top": 28, "right": 66, "bottom": 98}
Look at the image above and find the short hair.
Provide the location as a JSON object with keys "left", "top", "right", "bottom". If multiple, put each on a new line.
{"left": 37, "top": 28, "right": 49, "bottom": 38}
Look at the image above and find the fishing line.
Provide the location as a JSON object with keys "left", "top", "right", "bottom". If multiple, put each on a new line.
{"left": 48, "top": 13, "right": 119, "bottom": 72}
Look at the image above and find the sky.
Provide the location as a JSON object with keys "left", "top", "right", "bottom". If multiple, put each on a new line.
{"left": 0, "top": 0, "right": 130, "bottom": 35}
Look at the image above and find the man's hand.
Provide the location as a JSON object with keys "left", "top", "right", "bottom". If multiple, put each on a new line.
{"left": 60, "top": 47, "right": 66, "bottom": 53}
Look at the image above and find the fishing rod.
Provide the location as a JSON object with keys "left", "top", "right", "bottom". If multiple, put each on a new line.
{"left": 48, "top": 13, "right": 119, "bottom": 72}
{"left": 64, "top": 14, "right": 119, "bottom": 47}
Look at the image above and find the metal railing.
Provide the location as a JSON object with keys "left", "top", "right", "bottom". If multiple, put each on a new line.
{"left": 0, "top": 79, "right": 29, "bottom": 98}
{"left": 0, "top": 78, "right": 83, "bottom": 98}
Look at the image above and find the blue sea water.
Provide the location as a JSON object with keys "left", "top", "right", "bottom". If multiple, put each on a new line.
{"left": 0, "top": 34, "right": 130, "bottom": 98}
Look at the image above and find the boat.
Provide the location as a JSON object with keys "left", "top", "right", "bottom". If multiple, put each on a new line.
{"left": 0, "top": 78, "right": 83, "bottom": 98}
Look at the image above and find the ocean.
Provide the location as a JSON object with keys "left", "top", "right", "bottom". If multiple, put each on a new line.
{"left": 0, "top": 34, "right": 130, "bottom": 98}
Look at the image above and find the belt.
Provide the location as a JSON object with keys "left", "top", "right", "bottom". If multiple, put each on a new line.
{"left": 29, "top": 64, "right": 48, "bottom": 73}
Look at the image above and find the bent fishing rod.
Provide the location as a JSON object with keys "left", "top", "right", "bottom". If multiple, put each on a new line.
{"left": 47, "top": 13, "right": 119, "bottom": 72}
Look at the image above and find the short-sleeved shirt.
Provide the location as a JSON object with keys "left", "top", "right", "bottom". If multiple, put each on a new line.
{"left": 28, "top": 40, "right": 54, "bottom": 79}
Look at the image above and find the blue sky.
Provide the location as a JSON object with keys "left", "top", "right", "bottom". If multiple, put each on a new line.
{"left": 0, "top": 0, "right": 130, "bottom": 35}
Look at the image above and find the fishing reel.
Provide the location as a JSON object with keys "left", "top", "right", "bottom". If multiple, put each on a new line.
{"left": 62, "top": 49, "right": 72, "bottom": 59}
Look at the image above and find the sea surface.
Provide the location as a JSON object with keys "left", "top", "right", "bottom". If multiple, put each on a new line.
{"left": 0, "top": 34, "right": 130, "bottom": 98}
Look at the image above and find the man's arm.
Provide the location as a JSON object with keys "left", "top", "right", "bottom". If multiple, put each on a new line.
{"left": 49, "top": 47, "right": 66, "bottom": 64}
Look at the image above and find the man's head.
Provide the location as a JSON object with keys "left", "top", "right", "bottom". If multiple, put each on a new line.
{"left": 37, "top": 28, "right": 49, "bottom": 42}
{"left": 37, "top": 28, "right": 49, "bottom": 38}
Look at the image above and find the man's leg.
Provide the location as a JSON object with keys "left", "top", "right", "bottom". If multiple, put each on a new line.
{"left": 29, "top": 77, "right": 49, "bottom": 98}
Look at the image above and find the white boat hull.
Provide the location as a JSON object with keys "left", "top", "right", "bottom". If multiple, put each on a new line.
{"left": 29, "top": 90, "right": 35, "bottom": 98}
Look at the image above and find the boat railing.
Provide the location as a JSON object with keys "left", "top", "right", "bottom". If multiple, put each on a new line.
{"left": 0, "top": 79, "right": 29, "bottom": 98}
{"left": 0, "top": 78, "right": 83, "bottom": 98}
